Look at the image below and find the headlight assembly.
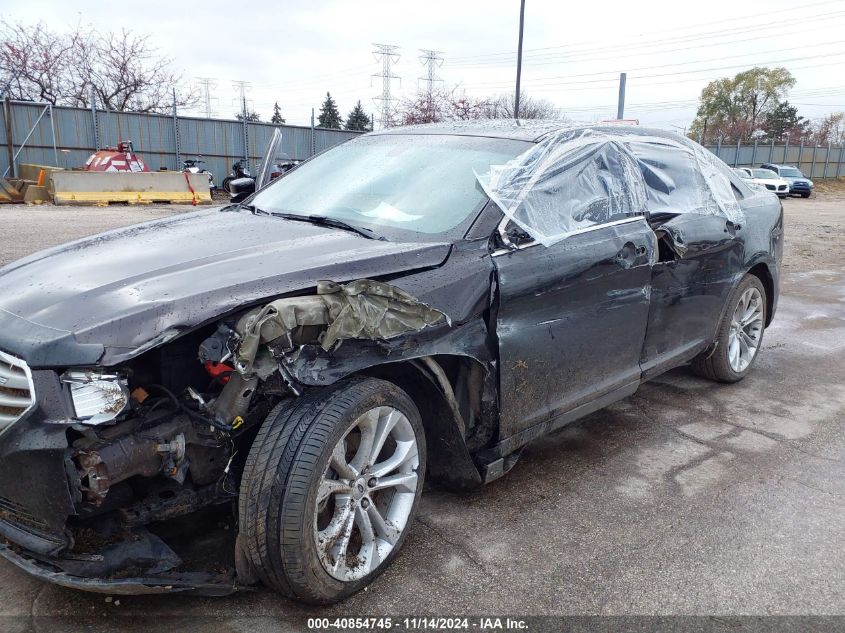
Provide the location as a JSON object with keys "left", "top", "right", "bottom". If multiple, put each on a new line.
{"left": 61, "top": 371, "right": 129, "bottom": 424}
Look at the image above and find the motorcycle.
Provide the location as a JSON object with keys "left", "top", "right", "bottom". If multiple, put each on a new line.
{"left": 182, "top": 158, "right": 216, "bottom": 193}
{"left": 222, "top": 159, "right": 251, "bottom": 193}
{"left": 228, "top": 130, "right": 299, "bottom": 202}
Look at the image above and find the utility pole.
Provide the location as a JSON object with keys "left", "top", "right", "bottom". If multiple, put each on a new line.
{"left": 310, "top": 107, "right": 316, "bottom": 157}
{"left": 172, "top": 88, "right": 181, "bottom": 170}
{"left": 514, "top": 0, "right": 526, "bottom": 119}
{"left": 3, "top": 96, "right": 14, "bottom": 178}
{"left": 616, "top": 72, "right": 627, "bottom": 120}
{"left": 372, "top": 44, "right": 400, "bottom": 129}
{"left": 233, "top": 80, "right": 251, "bottom": 166}
{"left": 196, "top": 77, "right": 218, "bottom": 118}
{"left": 418, "top": 49, "right": 444, "bottom": 122}
{"left": 89, "top": 85, "right": 100, "bottom": 151}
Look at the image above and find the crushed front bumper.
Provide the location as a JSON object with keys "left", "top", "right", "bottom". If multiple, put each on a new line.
{"left": 0, "top": 542, "right": 238, "bottom": 596}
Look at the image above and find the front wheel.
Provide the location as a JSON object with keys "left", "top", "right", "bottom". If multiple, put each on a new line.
{"left": 221, "top": 176, "right": 234, "bottom": 193}
{"left": 692, "top": 274, "right": 767, "bottom": 383}
{"left": 239, "top": 377, "right": 426, "bottom": 604}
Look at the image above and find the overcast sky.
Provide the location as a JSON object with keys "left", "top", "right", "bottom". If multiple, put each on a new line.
{"left": 6, "top": 0, "right": 845, "bottom": 130}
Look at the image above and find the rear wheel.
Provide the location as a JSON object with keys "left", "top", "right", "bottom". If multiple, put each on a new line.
{"left": 239, "top": 377, "right": 426, "bottom": 604}
{"left": 692, "top": 274, "right": 767, "bottom": 383}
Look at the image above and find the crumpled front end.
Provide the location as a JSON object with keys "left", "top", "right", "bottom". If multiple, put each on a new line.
{"left": 0, "top": 348, "right": 240, "bottom": 595}
{"left": 0, "top": 265, "right": 492, "bottom": 595}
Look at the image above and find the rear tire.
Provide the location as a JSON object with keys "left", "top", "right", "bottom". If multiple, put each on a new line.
{"left": 691, "top": 274, "right": 767, "bottom": 383}
{"left": 239, "top": 377, "right": 426, "bottom": 604}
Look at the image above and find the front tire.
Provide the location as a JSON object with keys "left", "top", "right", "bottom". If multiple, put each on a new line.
{"left": 692, "top": 274, "right": 767, "bottom": 383}
{"left": 239, "top": 377, "right": 426, "bottom": 604}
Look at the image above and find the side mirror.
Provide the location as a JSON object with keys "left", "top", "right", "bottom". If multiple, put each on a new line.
{"left": 229, "top": 177, "right": 255, "bottom": 203}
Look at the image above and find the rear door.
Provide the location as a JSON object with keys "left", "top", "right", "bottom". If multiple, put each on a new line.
{"left": 633, "top": 141, "right": 747, "bottom": 377}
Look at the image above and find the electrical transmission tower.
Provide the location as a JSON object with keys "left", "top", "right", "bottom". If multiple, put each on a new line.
{"left": 372, "top": 44, "right": 400, "bottom": 129}
{"left": 418, "top": 49, "right": 443, "bottom": 96}
{"left": 418, "top": 49, "right": 444, "bottom": 122}
{"left": 196, "top": 77, "right": 218, "bottom": 118}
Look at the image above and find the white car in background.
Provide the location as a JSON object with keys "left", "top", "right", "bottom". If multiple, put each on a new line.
{"left": 733, "top": 167, "right": 790, "bottom": 198}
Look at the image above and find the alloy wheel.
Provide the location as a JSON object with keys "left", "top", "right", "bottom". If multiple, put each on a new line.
{"left": 314, "top": 406, "right": 420, "bottom": 582}
{"left": 728, "top": 286, "right": 764, "bottom": 373}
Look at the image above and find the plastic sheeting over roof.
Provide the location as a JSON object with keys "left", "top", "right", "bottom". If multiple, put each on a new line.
{"left": 477, "top": 128, "right": 743, "bottom": 246}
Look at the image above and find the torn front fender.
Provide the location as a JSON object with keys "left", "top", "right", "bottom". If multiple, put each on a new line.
{"left": 233, "top": 279, "right": 449, "bottom": 374}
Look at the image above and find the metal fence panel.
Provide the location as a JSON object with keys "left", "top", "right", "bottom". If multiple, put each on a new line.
{"left": 704, "top": 142, "right": 844, "bottom": 178}
{"left": 0, "top": 101, "right": 362, "bottom": 183}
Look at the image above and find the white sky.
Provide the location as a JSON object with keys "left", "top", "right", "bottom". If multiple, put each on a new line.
{"left": 5, "top": 0, "right": 845, "bottom": 130}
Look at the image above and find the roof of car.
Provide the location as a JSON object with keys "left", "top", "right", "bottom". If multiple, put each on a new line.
{"left": 371, "top": 119, "right": 689, "bottom": 143}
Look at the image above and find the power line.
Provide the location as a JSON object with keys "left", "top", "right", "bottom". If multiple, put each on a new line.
{"left": 451, "top": 14, "right": 845, "bottom": 70}
{"left": 372, "top": 43, "right": 401, "bottom": 129}
{"left": 448, "top": 0, "right": 843, "bottom": 63}
{"left": 466, "top": 50, "right": 845, "bottom": 91}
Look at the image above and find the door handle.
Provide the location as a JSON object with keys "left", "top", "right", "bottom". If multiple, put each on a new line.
{"left": 725, "top": 220, "right": 742, "bottom": 235}
{"left": 615, "top": 241, "right": 643, "bottom": 268}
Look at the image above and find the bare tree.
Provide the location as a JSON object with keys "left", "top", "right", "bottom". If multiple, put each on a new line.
{"left": 397, "top": 86, "right": 491, "bottom": 125}
{"left": 0, "top": 20, "right": 197, "bottom": 112}
{"left": 485, "top": 92, "right": 562, "bottom": 119}
{"left": 0, "top": 20, "right": 74, "bottom": 103}
{"left": 810, "top": 112, "right": 845, "bottom": 145}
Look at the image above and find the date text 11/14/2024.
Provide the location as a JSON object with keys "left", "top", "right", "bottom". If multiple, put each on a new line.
{"left": 307, "top": 617, "right": 529, "bottom": 630}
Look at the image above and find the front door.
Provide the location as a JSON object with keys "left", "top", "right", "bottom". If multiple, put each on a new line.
{"left": 493, "top": 216, "right": 654, "bottom": 443}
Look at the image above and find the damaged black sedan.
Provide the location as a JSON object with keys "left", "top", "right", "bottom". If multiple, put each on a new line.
{"left": 0, "top": 122, "right": 782, "bottom": 603}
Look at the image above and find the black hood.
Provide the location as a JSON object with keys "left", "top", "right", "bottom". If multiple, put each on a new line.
{"left": 0, "top": 208, "right": 450, "bottom": 367}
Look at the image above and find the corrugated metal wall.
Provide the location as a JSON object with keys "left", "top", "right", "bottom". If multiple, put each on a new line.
{"left": 705, "top": 141, "right": 845, "bottom": 179}
{"left": 3, "top": 101, "right": 843, "bottom": 182}
{"left": 0, "top": 101, "right": 362, "bottom": 184}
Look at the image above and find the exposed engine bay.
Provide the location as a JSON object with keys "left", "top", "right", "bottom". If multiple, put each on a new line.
{"left": 9, "top": 279, "right": 479, "bottom": 594}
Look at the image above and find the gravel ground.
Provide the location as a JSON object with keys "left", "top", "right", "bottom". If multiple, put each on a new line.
{"left": 0, "top": 193, "right": 842, "bottom": 630}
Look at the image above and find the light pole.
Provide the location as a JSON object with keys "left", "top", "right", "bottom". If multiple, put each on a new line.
{"left": 514, "top": 0, "right": 525, "bottom": 119}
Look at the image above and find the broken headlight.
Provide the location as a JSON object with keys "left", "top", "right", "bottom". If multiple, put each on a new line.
{"left": 61, "top": 371, "right": 129, "bottom": 424}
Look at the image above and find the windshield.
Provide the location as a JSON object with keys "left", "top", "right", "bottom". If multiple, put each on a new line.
{"left": 752, "top": 169, "right": 778, "bottom": 179}
{"left": 734, "top": 169, "right": 752, "bottom": 179}
{"left": 249, "top": 134, "right": 529, "bottom": 239}
{"left": 780, "top": 167, "right": 804, "bottom": 178}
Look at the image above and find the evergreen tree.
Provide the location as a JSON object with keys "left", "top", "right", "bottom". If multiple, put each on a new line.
{"left": 763, "top": 101, "right": 802, "bottom": 142}
{"left": 235, "top": 110, "right": 261, "bottom": 122}
{"left": 270, "top": 101, "right": 285, "bottom": 124}
{"left": 345, "top": 101, "right": 372, "bottom": 131}
{"left": 317, "top": 92, "right": 342, "bottom": 129}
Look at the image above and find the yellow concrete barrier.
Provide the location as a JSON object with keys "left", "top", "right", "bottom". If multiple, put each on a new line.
{"left": 50, "top": 171, "right": 213, "bottom": 206}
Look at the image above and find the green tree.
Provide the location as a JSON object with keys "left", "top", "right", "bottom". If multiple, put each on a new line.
{"left": 689, "top": 67, "right": 796, "bottom": 143}
{"left": 236, "top": 110, "right": 260, "bottom": 122}
{"left": 317, "top": 91, "right": 342, "bottom": 129}
{"left": 344, "top": 100, "right": 371, "bottom": 131}
{"left": 270, "top": 101, "right": 285, "bottom": 124}
{"left": 763, "top": 101, "right": 802, "bottom": 142}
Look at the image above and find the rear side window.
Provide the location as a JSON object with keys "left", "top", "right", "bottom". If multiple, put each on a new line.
{"left": 478, "top": 129, "right": 743, "bottom": 247}
{"left": 629, "top": 142, "right": 707, "bottom": 215}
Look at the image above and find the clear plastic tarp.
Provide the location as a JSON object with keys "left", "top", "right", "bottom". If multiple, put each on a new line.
{"left": 478, "top": 128, "right": 743, "bottom": 246}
